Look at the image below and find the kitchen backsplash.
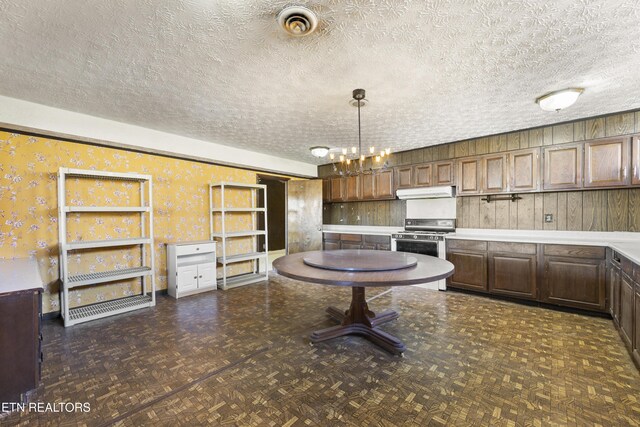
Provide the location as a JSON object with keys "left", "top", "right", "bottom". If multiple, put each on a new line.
{"left": 323, "top": 189, "right": 640, "bottom": 232}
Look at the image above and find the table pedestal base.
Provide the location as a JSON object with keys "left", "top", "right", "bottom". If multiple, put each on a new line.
{"left": 311, "top": 287, "right": 405, "bottom": 355}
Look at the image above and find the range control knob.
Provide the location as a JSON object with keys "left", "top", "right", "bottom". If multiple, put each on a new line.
{"left": 413, "top": 235, "right": 418, "bottom": 240}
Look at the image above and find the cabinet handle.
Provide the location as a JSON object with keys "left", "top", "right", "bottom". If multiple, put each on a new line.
{"left": 199, "top": 275, "right": 202, "bottom": 278}
{"left": 194, "top": 276, "right": 198, "bottom": 279}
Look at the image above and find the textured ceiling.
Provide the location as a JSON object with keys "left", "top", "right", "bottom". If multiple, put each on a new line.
{"left": 1, "top": 0, "right": 640, "bottom": 165}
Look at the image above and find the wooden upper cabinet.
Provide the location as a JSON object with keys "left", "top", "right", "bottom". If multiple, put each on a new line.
{"left": 395, "top": 163, "right": 433, "bottom": 190}
{"left": 329, "top": 177, "right": 346, "bottom": 201}
{"left": 482, "top": 154, "right": 508, "bottom": 193}
{"left": 414, "top": 164, "right": 432, "bottom": 187}
{"left": 345, "top": 175, "right": 361, "bottom": 201}
{"left": 457, "top": 158, "right": 481, "bottom": 195}
{"left": 376, "top": 169, "right": 394, "bottom": 199}
{"left": 543, "top": 143, "right": 583, "bottom": 190}
{"left": 322, "top": 179, "right": 331, "bottom": 202}
{"left": 509, "top": 148, "right": 540, "bottom": 192}
{"left": 631, "top": 135, "right": 639, "bottom": 185}
{"left": 395, "top": 166, "right": 413, "bottom": 190}
{"left": 362, "top": 170, "right": 393, "bottom": 200}
{"left": 584, "top": 137, "right": 630, "bottom": 188}
{"left": 361, "top": 173, "right": 375, "bottom": 200}
{"left": 433, "top": 161, "right": 455, "bottom": 186}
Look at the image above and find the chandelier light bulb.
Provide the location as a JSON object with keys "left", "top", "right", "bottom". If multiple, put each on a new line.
{"left": 329, "top": 152, "right": 335, "bottom": 160}
{"left": 380, "top": 150, "right": 385, "bottom": 157}
{"left": 385, "top": 148, "right": 391, "bottom": 155}
{"left": 369, "top": 146, "right": 374, "bottom": 154}
{"left": 339, "top": 155, "right": 345, "bottom": 162}
{"left": 341, "top": 148, "right": 347, "bottom": 155}
{"left": 375, "top": 155, "right": 381, "bottom": 162}
{"left": 346, "top": 158, "right": 351, "bottom": 165}
{"left": 360, "top": 155, "right": 365, "bottom": 161}
{"left": 351, "top": 147, "right": 357, "bottom": 154}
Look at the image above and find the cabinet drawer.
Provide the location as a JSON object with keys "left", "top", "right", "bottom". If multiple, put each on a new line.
{"left": 543, "top": 244, "right": 605, "bottom": 259}
{"left": 488, "top": 241, "right": 537, "bottom": 255}
{"left": 447, "top": 239, "right": 487, "bottom": 252}
{"left": 176, "top": 243, "right": 216, "bottom": 256}
{"left": 364, "top": 234, "right": 390, "bottom": 245}
{"left": 341, "top": 234, "right": 363, "bottom": 242}
{"left": 324, "top": 233, "right": 340, "bottom": 241}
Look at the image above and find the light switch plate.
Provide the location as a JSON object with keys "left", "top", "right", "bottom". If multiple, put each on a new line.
{"left": 544, "top": 214, "right": 553, "bottom": 223}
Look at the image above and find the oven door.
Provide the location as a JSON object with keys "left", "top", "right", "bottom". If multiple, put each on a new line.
{"left": 393, "top": 239, "right": 439, "bottom": 257}
{"left": 392, "top": 238, "right": 446, "bottom": 291}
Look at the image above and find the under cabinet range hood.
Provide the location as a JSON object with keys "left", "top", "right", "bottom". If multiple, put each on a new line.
{"left": 396, "top": 186, "right": 456, "bottom": 200}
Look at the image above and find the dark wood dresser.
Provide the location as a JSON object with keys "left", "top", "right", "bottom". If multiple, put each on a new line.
{"left": 0, "top": 258, "right": 44, "bottom": 405}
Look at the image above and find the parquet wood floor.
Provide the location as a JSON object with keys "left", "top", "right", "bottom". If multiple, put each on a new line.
{"left": 2, "top": 275, "right": 639, "bottom": 426}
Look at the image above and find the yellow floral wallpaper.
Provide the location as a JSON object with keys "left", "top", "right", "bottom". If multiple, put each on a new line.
{"left": 0, "top": 131, "right": 294, "bottom": 314}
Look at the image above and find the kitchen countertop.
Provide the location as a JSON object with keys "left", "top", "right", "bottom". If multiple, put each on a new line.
{"left": 450, "top": 228, "right": 640, "bottom": 264}
{"left": 0, "top": 258, "right": 45, "bottom": 294}
{"left": 322, "top": 225, "right": 640, "bottom": 264}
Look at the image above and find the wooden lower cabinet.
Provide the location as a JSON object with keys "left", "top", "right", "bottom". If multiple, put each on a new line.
{"left": 322, "top": 233, "right": 390, "bottom": 251}
{"left": 446, "top": 240, "right": 488, "bottom": 292}
{"left": 633, "top": 282, "right": 640, "bottom": 366}
{"left": 324, "top": 241, "right": 340, "bottom": 250}
{"left": 340, "top": 233, "right": 362, "bottom": 250}
{"left": 447, "top": 241, "right": 609, "bottom": 313}
{"left": 609, "top": 262, "right": 621, "bottom": 324}
{"left": 542, "top": 255, "right": 606, "bottom": 312}
{"left": 488, "top": 253, "right": 537, "bottom": 299}
{"left": 323, "top": 232, "right": 340, "bottom": 250}
{"left": 0, "top": 288, "right": 42, "bottom": 404}
{"left": 619, "top": 274, "right": 634, "bottom": 349}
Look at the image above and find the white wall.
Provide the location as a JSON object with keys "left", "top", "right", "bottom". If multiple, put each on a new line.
{"left": 0, "top": 95, "right": 317, "bottom": 177}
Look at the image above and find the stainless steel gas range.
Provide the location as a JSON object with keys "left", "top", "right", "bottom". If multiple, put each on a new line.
{"left": 391, "top": 217, "right": 455, "bottom": 291}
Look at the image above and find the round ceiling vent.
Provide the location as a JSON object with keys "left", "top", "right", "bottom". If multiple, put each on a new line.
{"left": 277, "top": 6, "right": 318, "bottom": 37}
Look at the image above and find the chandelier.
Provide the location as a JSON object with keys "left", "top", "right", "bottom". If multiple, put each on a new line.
{"left": 332, "top": 89, "right": 391, "bottom": 176}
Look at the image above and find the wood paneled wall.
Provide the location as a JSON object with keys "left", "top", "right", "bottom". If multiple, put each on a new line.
{"left": 323, "top": 200, "right": 406, "bottom": 227}
{"left": 321, "top": 109, "right": 640, "bottom": 231}
{"left": 457, "top": 189, "right": 640, "bottom": 231}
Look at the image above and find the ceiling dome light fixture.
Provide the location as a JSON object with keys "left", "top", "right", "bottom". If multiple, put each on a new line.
{"left": 277, "top": 6, "right": 318, "bottom": 37}
{"left": 309, "top": 146, "right": 330, "bottom": 158}
{"left": 536, "top": 88, "right": 584, "bottom": 112}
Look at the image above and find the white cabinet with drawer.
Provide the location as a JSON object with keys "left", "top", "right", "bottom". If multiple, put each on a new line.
{"left": 167, "top": 241, "right": 216, "bottom": 299}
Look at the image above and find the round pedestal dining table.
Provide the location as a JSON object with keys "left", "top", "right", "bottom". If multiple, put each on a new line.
{"left": 272, "top": 249, "right": 454, "bottom": 355}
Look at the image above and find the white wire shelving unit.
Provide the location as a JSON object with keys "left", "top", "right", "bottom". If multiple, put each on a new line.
{"left": 57, "top": 168, "right": 156, "bottom": 327}
{"left": 210, "top": 182, "right": 268, "bottom": 290}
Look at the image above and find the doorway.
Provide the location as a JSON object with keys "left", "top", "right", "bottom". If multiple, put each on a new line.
{"left": 257, "top": 175, "right": 288, "bottom": 269}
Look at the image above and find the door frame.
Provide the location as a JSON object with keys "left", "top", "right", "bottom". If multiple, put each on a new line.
{"left": 256, "top": 174, "right": 290, "bottom": 254}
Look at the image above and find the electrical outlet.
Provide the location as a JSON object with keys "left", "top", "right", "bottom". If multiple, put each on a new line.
{"left": 544, "top": 214, "right": 553, "bottom": 223}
